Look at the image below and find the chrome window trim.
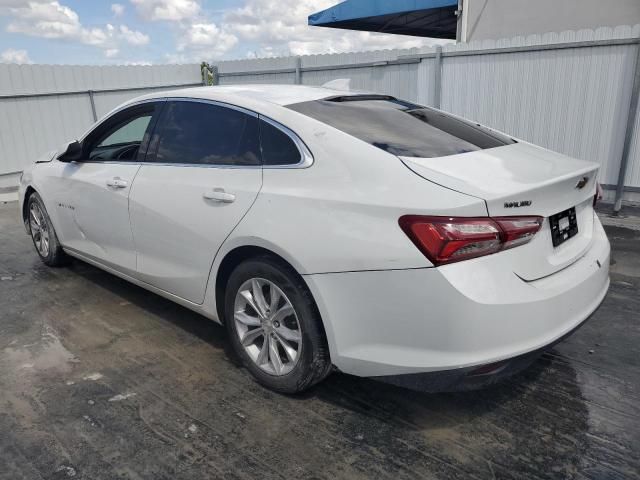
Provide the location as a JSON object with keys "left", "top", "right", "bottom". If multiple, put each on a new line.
{"left": 166, "top": 97, "right": 313, "bottom": 169}
{"left": 75, "top": 160, "right": 262, "bottom": 170}
{"left": 76, "top": 96, "right": 314, "bottom": 169}
{"left": 165, "top": 96, "right": 259, "bottom": 118}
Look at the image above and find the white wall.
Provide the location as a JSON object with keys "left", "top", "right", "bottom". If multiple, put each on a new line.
{"left": 462, "top": 0, "right": 640, "bottom": 42}
{"left": 440, "top": 28, "right": 639, "bottom": 188}
{"left": 0, "top": 63, "right": 202, "bottom": 190}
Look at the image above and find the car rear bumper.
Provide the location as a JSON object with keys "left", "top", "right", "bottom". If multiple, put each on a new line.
{"left": 304, "top": 216, "right": 610, "bottom": 378}
{"left": 372, "top": 299, "right": 603, "bottom": 392}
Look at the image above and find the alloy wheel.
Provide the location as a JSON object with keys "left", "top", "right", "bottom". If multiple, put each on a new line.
{"left": 29, "top": 203, "right": 50, "bottom": 257}
{"left": 234, "top": 278, "right": 302, "bottom": 376}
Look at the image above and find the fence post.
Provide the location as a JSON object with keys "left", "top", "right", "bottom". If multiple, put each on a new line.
{"left": 295, "top": 56, "right": 302, "bottom": 84}
{"left": 211, "top": 65, "right": 219, "bottom": 85}
{"left": 613, "top": 43, "right": 640, "bottom": 214}
{"left": 87, "top": 90, "right": 98, "bottom": 122}
{"left": 433, "top": 46, "right": 443, "bottom": 109}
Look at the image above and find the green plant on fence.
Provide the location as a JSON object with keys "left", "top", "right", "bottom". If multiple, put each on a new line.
{"left": 201, "top": 62, "right": 215, "bottom": 86}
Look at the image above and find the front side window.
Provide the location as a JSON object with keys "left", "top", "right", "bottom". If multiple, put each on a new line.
{"left": 152, "top": 101, "right": 260, "bottom": 166}
{"left": 85, "top": 105, "right": 156, "bottom": 162}
{"left": 98, "top": 116, "right": 151, "bottom": 148}
{"left": 287, "top": 96, "right": 515, "bottom": 158}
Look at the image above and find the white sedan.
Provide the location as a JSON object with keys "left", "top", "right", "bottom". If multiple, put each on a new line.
{"left": 18, "top": 85, "right": 610, "bottom": 393}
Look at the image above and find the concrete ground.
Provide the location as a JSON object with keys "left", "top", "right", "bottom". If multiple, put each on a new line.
{"left": 1, "top": 201, "right": 639, "bottom": 480}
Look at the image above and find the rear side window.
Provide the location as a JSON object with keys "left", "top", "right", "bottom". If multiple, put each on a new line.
{"left": 152, "top": 101, "right": 260, "bottom": 166}
{"left": 287, "top": 96, "right": 514, "bottom": 158}
{"left": 259, "top": 120, "right": 301, "bottom": 166}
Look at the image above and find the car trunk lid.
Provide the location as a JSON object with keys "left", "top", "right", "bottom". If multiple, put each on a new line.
{"left": 400, "top": 142, "right": 600, "bottom": 280}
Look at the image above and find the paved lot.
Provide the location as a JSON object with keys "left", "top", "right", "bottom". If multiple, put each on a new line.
{"left": 1, "top": 201, "right": 639, "bottom": 480}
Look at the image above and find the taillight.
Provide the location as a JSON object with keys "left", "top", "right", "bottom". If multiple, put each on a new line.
{"left": 495, "top": 217, "right": 544, "bottom": 250}
{"left": 399, "top": 215, "right": 543, "bottom": 266}
{"left": 594, "top": 182, "right": 603, "bottom": 207}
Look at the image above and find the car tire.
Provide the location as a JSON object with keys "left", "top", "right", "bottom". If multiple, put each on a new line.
{"left": 27, "top": 192, "right": 70, "bottom": 267}
{"left": 224, "top": 255, "right": 332, "bottom": 393}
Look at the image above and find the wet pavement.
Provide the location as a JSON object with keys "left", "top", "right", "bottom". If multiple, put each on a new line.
{"left": 1, "top": 201, "right": 639, "bottom": 480}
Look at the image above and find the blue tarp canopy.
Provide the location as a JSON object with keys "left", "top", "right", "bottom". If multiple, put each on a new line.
{"left": 308, "top": 0, "right": 458, "bottom": 39}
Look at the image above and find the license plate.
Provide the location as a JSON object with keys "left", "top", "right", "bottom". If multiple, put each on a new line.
{"left": 549, "top": 207, "right": 578, "bottom": 247}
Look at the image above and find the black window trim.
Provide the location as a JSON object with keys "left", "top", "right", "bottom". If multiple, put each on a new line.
{"left": 75, "top": 96, "right": 314, "bottom": 169}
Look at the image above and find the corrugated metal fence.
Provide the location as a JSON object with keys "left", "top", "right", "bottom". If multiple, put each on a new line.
{"left": 2, "top": 27, "right": 640, "bottom": 206}
{"left": 0, "top": 63, "right": 202, "bottom": 192}
{"left": 214, "top": 25, "right": 640, "bottom": 207}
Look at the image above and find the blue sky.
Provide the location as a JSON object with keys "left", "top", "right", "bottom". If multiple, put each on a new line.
{"left": 0, "top": 1, "right": 445, "bottom": 65}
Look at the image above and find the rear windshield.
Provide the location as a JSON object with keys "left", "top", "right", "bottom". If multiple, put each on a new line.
{"left": 287, "top": 96, "right": 515, "bottom": 158}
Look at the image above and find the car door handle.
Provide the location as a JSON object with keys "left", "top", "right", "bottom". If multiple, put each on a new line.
{"left": 106, "top": 177, "right": 128, "bottom": 189}
{"left": 203, "top": 188, "right": 236, "bottom": 203}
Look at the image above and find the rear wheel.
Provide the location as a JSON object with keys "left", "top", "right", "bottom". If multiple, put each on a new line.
{"left": 27, "top": 192, "right": 69, "bottom": 267}
{"left": 224, "top": 256, "right": 332, "bottom": 393}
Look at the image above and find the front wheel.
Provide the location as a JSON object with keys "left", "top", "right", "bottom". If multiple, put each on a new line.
{"left": 27, "top": 192, "right": 69, "bottom": 267}
{"left": 224, "top": 256, "right": 332, "bottom": 393}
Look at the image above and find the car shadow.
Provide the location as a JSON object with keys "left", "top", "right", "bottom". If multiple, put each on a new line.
{"left": 306, "top": 353, "right": 591, "bottom": 477}
{"left": 66, "top": 259, "right": 232, "bottom": 354}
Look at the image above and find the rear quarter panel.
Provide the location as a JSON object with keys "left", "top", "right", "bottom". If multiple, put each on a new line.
{"left": 211, "top": 111, "right": 488, "bottom": 276}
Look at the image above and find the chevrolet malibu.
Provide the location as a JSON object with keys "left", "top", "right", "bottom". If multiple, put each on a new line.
{"left": 18, "top": 85, "right": 610, "bottom": 393}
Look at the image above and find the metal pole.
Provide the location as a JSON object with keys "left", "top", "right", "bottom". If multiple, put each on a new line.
{"left": 613, "top": 43, "right": 640, "bottom": 214}
{"left": 211, "top": 65, "right": 219, "bottom": 86}
{"left": 87, "top": 90, "right": 98, "bottom": 122}
{"left": 295, "top": 56, "right": 302, "bottom": 85}
{"left": 455, "top": 0, "right": 463, "bottom": 42}
{"left": 0, "top": 82, "right": 204, "bottom": 100}
{"left": 433, "top": 46, "right": 442, "bottom": 109}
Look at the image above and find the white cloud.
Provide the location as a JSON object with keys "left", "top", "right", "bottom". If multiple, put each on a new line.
{"left": 131, "top": 0, "right": 200, "bottom": 22}
{"left": 0, "top": 1, "right": 30, "bottom": 7}
{"left": 6, "top": 1, "right": 84, "bottom": 40}
{"left": 129, "top": 0, "right": 237, "bottom": 61}
{"left": 156, "top": 0, "right": 449, "bottom": 60}
{"left": 178, "top": 22, "right": 236, "bottom": 57}
{"left": 111, "top": 3, "right": 125, "bottom": 17}
{"left": 0, "top": 48, "right": 32, "bottom": 64}
{"left": 1, "top": 0, "right": 452, "bottom": 64}
{"left": 129, "top": 0, "right": 445, "bottom": 62}
{"left": 1, "top": 1, "right": 150, "bottom": 54}
{"left": 222, "top": 0, "right": 449, "bottom": 57}
{"left": 119, "top": 25, "right": 150, "bottom": 45}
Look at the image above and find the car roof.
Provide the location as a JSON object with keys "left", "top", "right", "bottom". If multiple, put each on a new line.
{"left": 92, "top": 84, "right": 377, "bottom": 141}
{"left": 134, "top": 84, "right": 363, "bottom": 107}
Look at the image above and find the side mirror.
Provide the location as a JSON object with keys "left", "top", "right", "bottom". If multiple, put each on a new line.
{"left": 57, "top": 140, "right": 82, "bottom": 162}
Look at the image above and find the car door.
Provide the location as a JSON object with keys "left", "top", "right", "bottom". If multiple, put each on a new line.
{"left": 128, "top": 99, "right": 263, "bottom": 304}
{"left": 55, "top": 101, "right": 163, "bottom": 276}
